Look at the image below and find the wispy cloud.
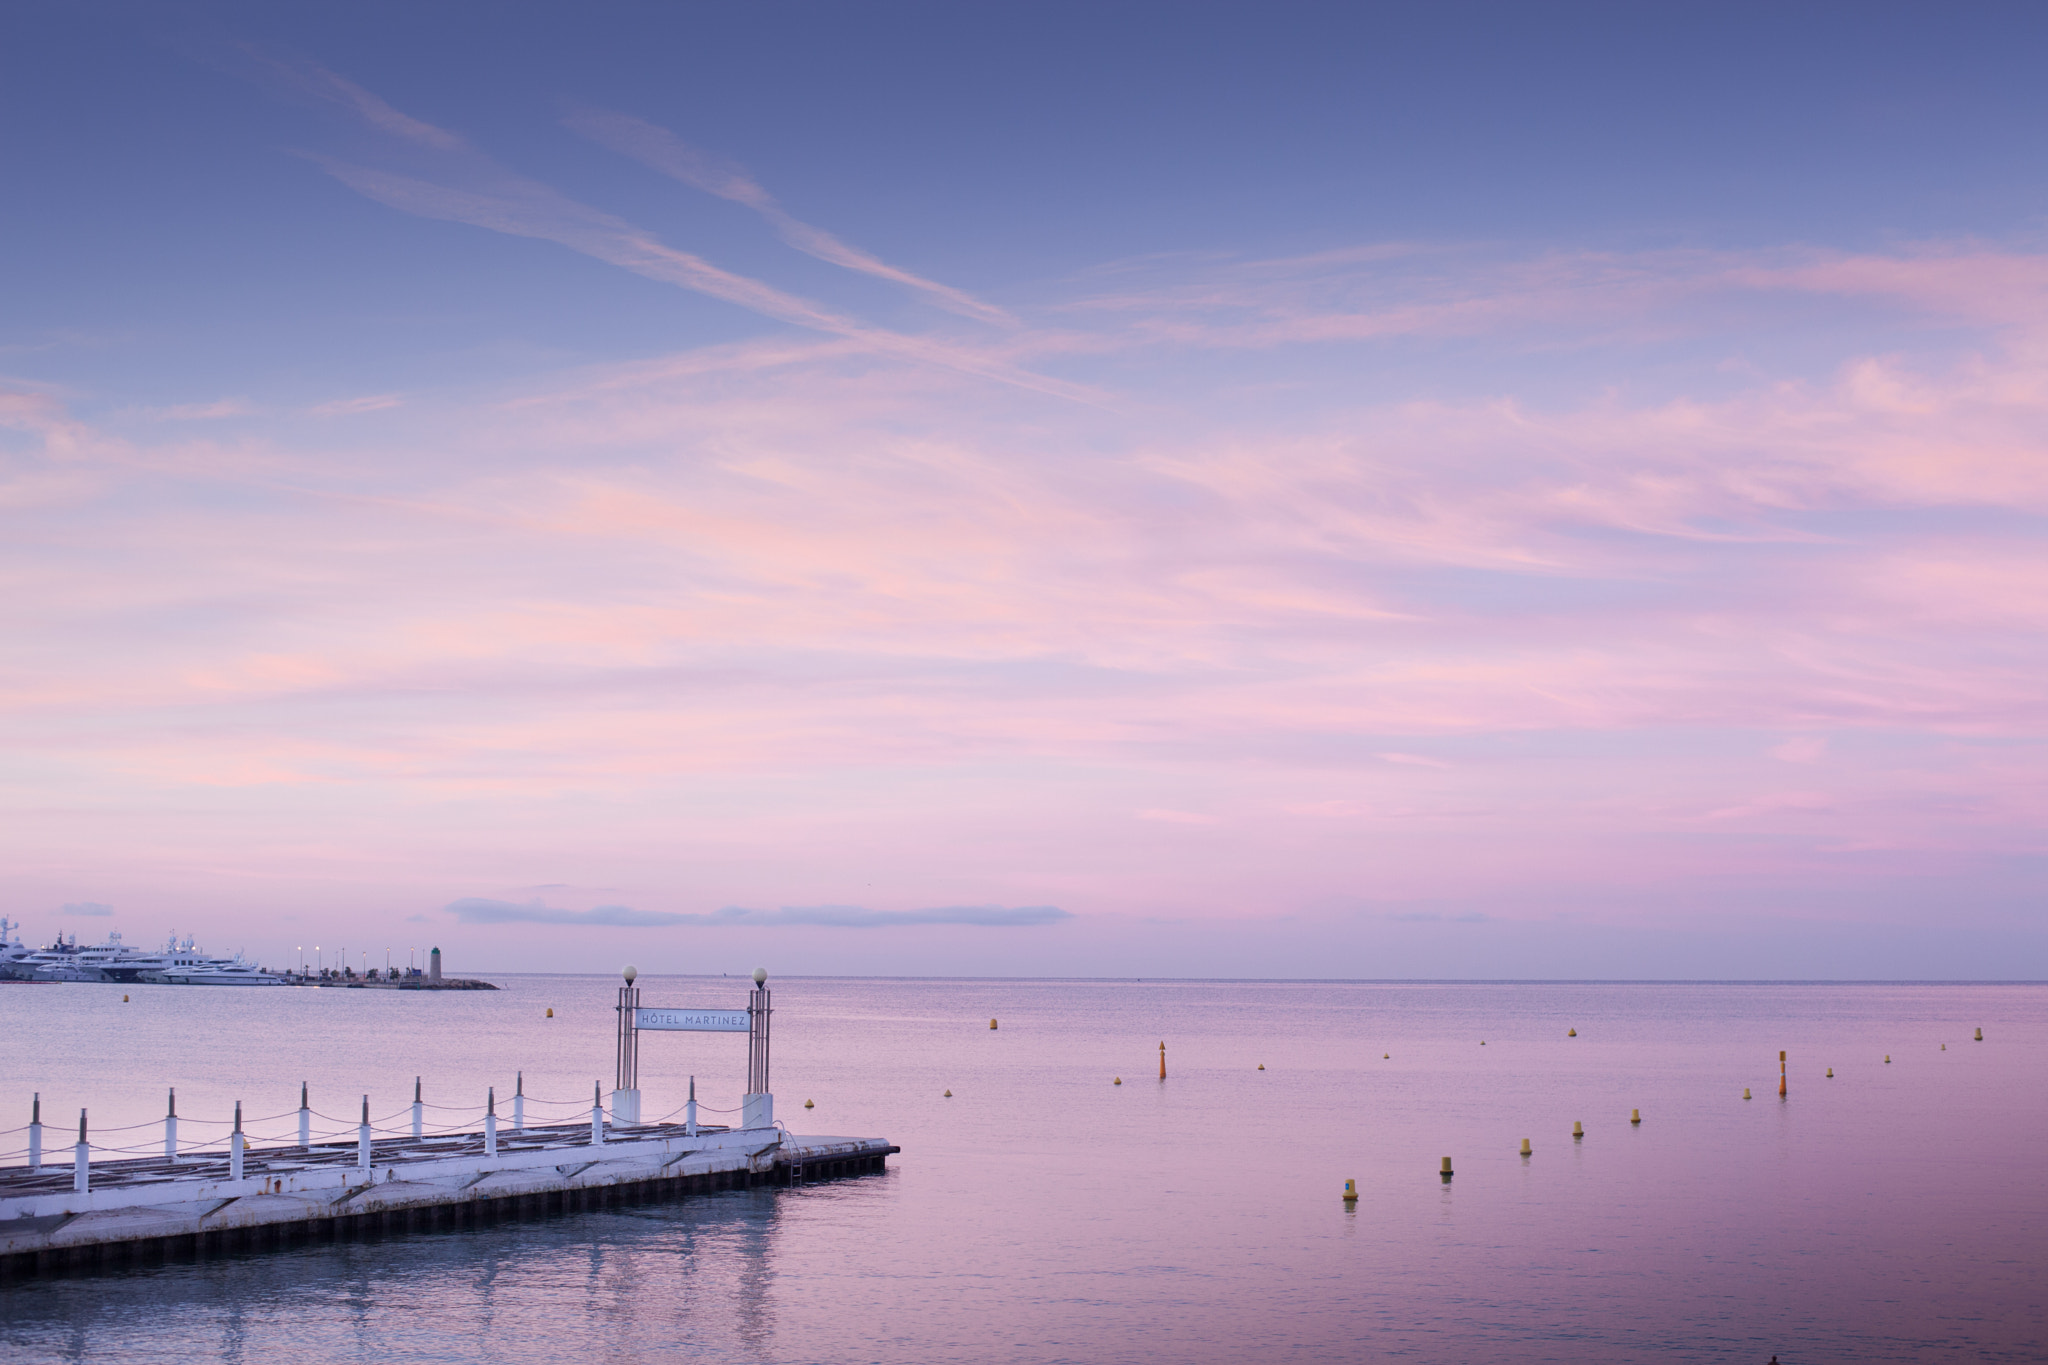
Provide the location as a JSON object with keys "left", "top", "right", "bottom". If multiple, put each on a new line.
{"left": 61, "top": 902, "right": 114, "bottom": 917}
{"left": 446, "top": 898, "right": 694, "bottom": 927}
{"left": 310, "top": 393, "right": 402, "bottom": 417}
{"left": 713, "top": 905, "right": 1072, "bottom": 928}
{"left": 566, "top": 107, "right": 1017, "bottom": 328}
{"left": 275, "top": 64, "right": 1082, "bottom": 400}
{"left": 1772, "top": 736, "right": 1828, "bottom": 764}
{"left": 149, "top": 398, "right": 254, "bottom": 421}
{"left": 444, "top": 899, "right": 1071, "bottom": 928}
{"left": 251, "top": 50, "right": 467, "bottom": 152}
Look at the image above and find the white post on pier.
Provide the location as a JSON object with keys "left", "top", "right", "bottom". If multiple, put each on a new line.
{"left": 412, "top": 1077, "right": 423, "bottom": 1139}
{"left": 229, "top": 1102, "right": 245, "bottom": 1183}
{"left": 485, "top": 1087, "right": 498, "bottom": 1157}
{"left": 612, "top": 966, "right": 642, "bottom": 1126}
{"left": 686, "top": 1075, "right": 698, "bottom": 1136}
{"left": 514, "top": 1072, "right": 525, "bottom": 1132}
{"left": 590, "top": 1081, "right": 605, "bottom": 1145}
{"left": 165, "top": 1088, "right": 179, "bottom": 1163}
{"left": 28, "top": 1093, "right": 41, "bottom": 1172}
{"left": 357, "top": 1095, "right": 372, "bottom": 1171}
{"left": 73, "top": 1109, "right": 89, "bottom": 1194}
{"left": 743, "top": 968, "right": 774, "bottom": 1130}
{"left": 299, "top": 1082, "right": 311, "bottom": 1149}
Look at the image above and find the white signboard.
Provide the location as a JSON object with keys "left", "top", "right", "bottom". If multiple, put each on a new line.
{"left": 635, "top": 1007, "right": 749, "bottom": 1032}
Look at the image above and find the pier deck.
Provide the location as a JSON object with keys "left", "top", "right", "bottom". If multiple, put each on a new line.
{"left": 0, "top": 1122, "right": 895, "bottom": 1277}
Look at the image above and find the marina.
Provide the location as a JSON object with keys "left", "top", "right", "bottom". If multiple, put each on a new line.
{"left": 0, "top": 922, "right": 494, "bottom": 990}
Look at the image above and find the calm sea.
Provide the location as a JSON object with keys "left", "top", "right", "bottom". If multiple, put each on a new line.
{"left": 2, "top": 976, "right": 2044, "bottom": 1363}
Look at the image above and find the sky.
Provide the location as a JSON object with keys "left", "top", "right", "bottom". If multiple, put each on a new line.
{"left": 3, "top": 1, "right": 2046, "bottom": 978}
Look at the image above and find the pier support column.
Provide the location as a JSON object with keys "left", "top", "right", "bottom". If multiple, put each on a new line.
{"left": 298, "top": 1083, "right": 310, "bottom": 1149}
{"left": 514, "top": 1072, "right": 525, "bottom": 1133}
{"left": 742, "top": 1093, "right": 774, "bottom": 1129}
{"left": 229, "top": 1103, "right": 245, "bottom": 1183}
{"left": 590, "top": 1082, "right": 606, "bottom": 1144}
{"left": 685, "top": 1076, "right": 697, "bottom": 1137}
{"left": 73, "top": 1110, "right": 89, "bottom": 1194}
{"left": 485, "top": 1087, "right": 498, "bottom": 1158}
{"left": 28, "top": 1094, "right": 40, "bottom": 1172}
{"left": 165, "top": 1089, "right": 179, "bottom": 1163}
{"left": 357, "top": 1096, "right": 372, "bottom": 1171}
{"left": 610, "top": 1089, "right": 640, "bottom": 1126}
{"left": 412, "top": 1078, "right": 423, "bottom": 1140}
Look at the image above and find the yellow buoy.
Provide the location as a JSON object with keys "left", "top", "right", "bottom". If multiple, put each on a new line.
{"left": 1743, "top": 1088, "right": 1751, "bottom": 1099}
{"left": 1480, "top": 1040, "right": 1486, "bottom": 1046}
{"left": 1520, "top": 1138, "right": 1532, "bottom": 1156}
{"left": 1630, "top": 1108, "right": 1641, "bottom": 1125}
{"left": 1383, "top": 1053, "right": 1390, "bottom": 1059}
{"left": 1342, "top": 1178, "right": 1358, "bottom": 1202}
{"left": 1567, "top": 1027, "right": 1576, "bottom": 1037}
{"left": 989, "top": 1018, "right": 998, "bottom": 1029}
{"left": 1975, "top": 1028, "right": 1984, "bottom": 1041}
{"left": 546, "top": 1008, "right": 553, "bottom": 1018}
{"left": 1826, "top": 1067, "right": 1833, "bottom": 1077}
{"left": 123, "top": 995, "right": 130, "bottom": 1002}
{"left": 943, "top": 1089, "right": 952, "bottom": 1097}
{"left": 1884, "top": 1055, "right": 1891, "bottom": 1063}
{"left": 1113, "top": 1077, "right": 1122, "bottom": 1085}
{"left": 1440, "top": 1157, "right": 1453, "bottom": 1181}
{"left": 1572, "top": 1121, "right": 1583, "bottom": 1139}
{"left": 803, "top": 1099, "right": 814, "bottom": 1109}
{"left": 1941, "top": 1044, "right": 1946, "bottom": 1051}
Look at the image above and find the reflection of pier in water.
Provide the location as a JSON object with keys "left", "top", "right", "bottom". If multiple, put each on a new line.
{"left": 3, "top": 1177, "right": 841, "bottom": 1360}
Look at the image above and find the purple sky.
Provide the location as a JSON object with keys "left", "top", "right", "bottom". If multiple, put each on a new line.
{"left": 3, "top": 5, "right": 2045, "bottom": 976}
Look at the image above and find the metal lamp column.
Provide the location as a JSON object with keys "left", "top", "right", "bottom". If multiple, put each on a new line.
{"left": 743, "top": 968, "right": 774, "bottom": 1129}
{"left": 612, "top": 966, "right": 641, "bottom": 1126}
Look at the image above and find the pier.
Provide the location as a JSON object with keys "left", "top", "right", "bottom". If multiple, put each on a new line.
{"left": 1, "top": 968, "right": 896, "bottom": 1278}
{"left": 0, "top": 1119, "right": 893, "bottom": 1277}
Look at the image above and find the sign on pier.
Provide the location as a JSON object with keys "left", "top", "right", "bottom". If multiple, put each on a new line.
{"left": 634, "top": 1007, "right": 748, "bottom": 1032}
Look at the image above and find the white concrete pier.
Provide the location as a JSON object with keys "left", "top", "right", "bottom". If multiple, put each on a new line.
{"left": 0, "top": 1119, "right": 895, "bottom": 1277}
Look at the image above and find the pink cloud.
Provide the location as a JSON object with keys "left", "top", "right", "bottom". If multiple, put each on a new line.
{"left": 7, "top": 233, "right": 2048, "bottom": 963}
{"left": 1772, "top": 736, "right": 1828, "bottom": 763}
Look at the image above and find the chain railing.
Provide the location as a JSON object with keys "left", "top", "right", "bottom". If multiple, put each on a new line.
{"left": 2, "top": 1078, "right": 751, "bottom": 1171}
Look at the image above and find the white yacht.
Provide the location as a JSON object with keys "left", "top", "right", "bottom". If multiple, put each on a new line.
{"left": 0, "top": 926, "right": 284, "bottom": 985}
{"left": 0, "top": 919, "right": 48, "bottom": 981}
{"left": 7, "top": 929, "right": 103, "bottom": 982}
{"left": 137, "top": 934, "right": 285, "bottom": 986}
{"left": 16, "top": 929, "right": 161, "bottom": 983}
